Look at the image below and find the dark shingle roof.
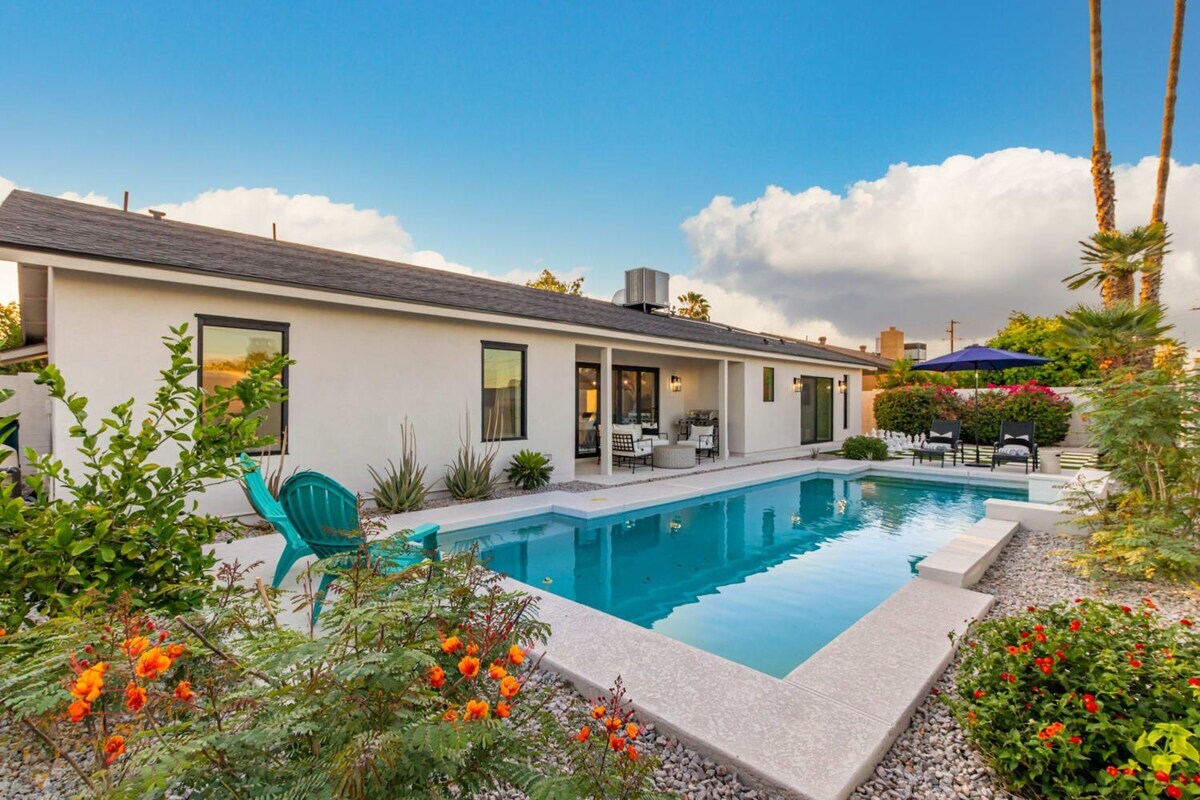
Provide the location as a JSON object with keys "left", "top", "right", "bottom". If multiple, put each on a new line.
{"left": 0, "top": 191, "right": 873, "bottom": 367}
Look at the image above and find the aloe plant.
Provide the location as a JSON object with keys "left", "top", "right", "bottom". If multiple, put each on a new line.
{"left": 368, "top": 418, "right": 427, "bottom": 512}
{"left": 443, "top": 411, "right": 499, "bottom": 501}
{"left": 506, "top": 449, "right": 553, "bottom": 490}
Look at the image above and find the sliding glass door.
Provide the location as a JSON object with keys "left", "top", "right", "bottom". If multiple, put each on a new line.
{"left": 576, "top": 363, "right": 600, "bottom": 457}
{"left": 800, "top": 376, "right": 834, "bottom": 444}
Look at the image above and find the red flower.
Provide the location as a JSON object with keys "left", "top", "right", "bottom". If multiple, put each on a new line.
{"left": 1120, "top": 605, "right": 1133, "bottom": 614}
{"left": 495, "top": 701, "right": 511, "bottom": 718}
{"left": 1167, "top": 786, "right": 1182, "bottom": 799}
{"left": 1068, "top": 736, "right": 1082, "bottom": 745}
{"left": 1082, "top": 694, "right": 1099, "bottom": 714}
{"left": 1182, "top": 619, "right": 1194, "bottom": 627}
{"left": 1129, "top": 658, "right": 1142, "bottom": 668}
{"left": 1157, "top": 771, "right": 1171, "bottom": 783}
{"left": 973, "top": 690, "right": 985, "bottom": 699}
{"left": 1069, "top": 619, "right": 1081, "bottom": 632}
{"left": 124, "top": 682, "right": 148, "bottom": 712}
{"left": 1106, "top": 766, "right": 1120, "bottom": 777}
{"left": 608, "top": 734, "right": 626, "bottom": 752}
{"left": 104, "top": 734, "right": 126, "bottom": 764}
{"left": 1188, "top": 678, "right": 1200, "bottom": 688}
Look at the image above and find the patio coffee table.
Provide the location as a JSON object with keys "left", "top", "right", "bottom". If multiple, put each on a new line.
{"left": 652, "top": 444, "right": 696, "bottom": 469}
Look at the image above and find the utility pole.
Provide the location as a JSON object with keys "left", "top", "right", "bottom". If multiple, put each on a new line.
{"left": 946, "top": 319, "right": 960, "bottom": 352}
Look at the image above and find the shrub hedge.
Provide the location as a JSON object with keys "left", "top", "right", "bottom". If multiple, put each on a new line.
{"left": 841, "top": 435, "right": 890, "bottom": 461}
{"left": 873, "top": 382, "right": 1073, "bottom": 446}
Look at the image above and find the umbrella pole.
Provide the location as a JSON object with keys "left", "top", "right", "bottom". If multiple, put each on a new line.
{"left": 974, "top": 368, "right": 981, "bottom": 466}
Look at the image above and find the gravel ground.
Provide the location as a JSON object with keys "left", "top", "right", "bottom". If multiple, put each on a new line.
{"left": 848, "top": 528, "right": 1200, "bottom": 800}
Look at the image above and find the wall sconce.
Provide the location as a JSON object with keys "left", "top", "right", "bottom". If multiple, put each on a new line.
{"left": 670, "top": 375, "right": 682, "bottom": 393}
{"left": 792, "top": 378, "right": 803, "bottom": 393}
{"left": 837, "top": 378, "right": 847, "bottom": 394}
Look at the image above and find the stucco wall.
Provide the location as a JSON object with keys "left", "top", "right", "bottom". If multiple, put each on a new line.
{"left": 49, "top": 270, "right": 578, "bottom": 516}
{"left": 0, "top": 372, "right": 52, "bottom": 458}
{"left": 734, "top": 359, "right": 861, "bottom": 455}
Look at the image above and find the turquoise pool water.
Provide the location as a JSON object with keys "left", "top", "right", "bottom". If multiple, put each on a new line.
{"left": 449, "top": 474, "right": 1027, "bottom": 677}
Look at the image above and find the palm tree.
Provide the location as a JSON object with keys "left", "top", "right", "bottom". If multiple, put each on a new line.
{"left": 676, "top": 291, "right": 711, "bottom": 321}
{"left": 1064, "top": 224, "right": 1170, "bottom": 295}
{"left": 1140, "top": 0, "right": 1188, "bottom": 308}
{"left": 1088, "top": 0, "right": 1123, "bottom": 306}
{"left": 1056, "top": 302, "right": 1173, "bottom": 370}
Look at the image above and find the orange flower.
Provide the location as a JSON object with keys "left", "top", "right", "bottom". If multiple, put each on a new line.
{"left": 604, "top": 716, "right": 622, "bottom": 732}
{"left": 70, "top": 662, "right": 108, "bottom": 702}
{"left": 458, "top": 656, "right": 481, "bottom": 679}
{"left": 507, "top": 645, "right": 525, "bottom": 665}
{"left": 576, "top": 725, "right": 591, "bottom": 742}
{"left": 440, "top": 636, "right": 463, "bottom": 655}
{"left": 495, "top": 701, "right": 511, "bottom": 718}
{"left": 627, "top": 744, "right": 638, "bottom": 761}
{"left": 124, "top": 682, "right": 148, "bottom": 711}
{"left": 608, "top": 734, "right": 626, "bottom": 752}
{"left": 489, "top": 664, "right": 508, "bottom": 681}
{"left": 428, "top": 665, "right": 446, "bottom": 688}
{"left": 174, "top": 681, "right": 195, "bottom": 702}
{"left": 0, "top": 628, "right": 6, "bottom": 637}
{"left": 103, "top": 735, "right": 125, "bottom": 764}
{"left": 626, "top": 723, "right": 639, "bottom": 739}
{"left": 466, "top": 643, "right": 479, "bottom": 656}
{"left": 465, "top": 699, "right": 490, "bottom": 720}
{"left": 165, "top": 643, "right": 185, "bottom": 660}
{"left": 120, "top": 636, "right": 150, "bottom": 657}
{"left": 67, "top": 700, "right": 90, "bottom": 722}
{"left": 135, "top": 648, "right": 173, "bottom": 680}
{"left": 499, "top": 675, "right": 520, "bottom": 699}
{"left": 591, "top": 705, "right": 606, "bottom": 720}
{"left": 442, "top": 707, "right": 458, "bottom": 722}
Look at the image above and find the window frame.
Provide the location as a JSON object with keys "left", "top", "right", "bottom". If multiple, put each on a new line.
{"left": 481, "top": 340, "right": 528, "bottom": 442}
{"left": 195, "top": 314, "right": 291, "bottom": 455}
{"left": 763, "top": 366, "right": 775, "bottom": 402}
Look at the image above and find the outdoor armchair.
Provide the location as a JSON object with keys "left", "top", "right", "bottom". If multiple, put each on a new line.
{"left": 991, "top": 420, "right": 1038, "bottom": 473}
{"left": 911, "top": 420, "right": 962, "bottom": 468}
{"left": 239, "top": 453, "right": 314, "bottom": 588}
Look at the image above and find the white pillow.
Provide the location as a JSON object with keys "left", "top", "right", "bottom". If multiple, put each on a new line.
{"left": 997, "top": 445, "right": 1029, "bottom": 457}
{"left": 922, "top": 442, "right": 951, "bottom": 451}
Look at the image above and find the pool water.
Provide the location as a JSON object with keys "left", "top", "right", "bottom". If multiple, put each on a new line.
{"left": 449, "top": 475, "right": 1027, "bottom": 677}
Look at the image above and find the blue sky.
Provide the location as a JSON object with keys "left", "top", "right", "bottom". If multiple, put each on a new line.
{"left": 1, "top": 2, "right": 1197, "bottom": 346}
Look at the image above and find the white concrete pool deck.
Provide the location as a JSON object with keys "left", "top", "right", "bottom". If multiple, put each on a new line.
{"left": 209, "top": 458, "right": 1054, "bottom": 800}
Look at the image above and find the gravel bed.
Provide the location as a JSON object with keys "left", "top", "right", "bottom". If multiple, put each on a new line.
{"left": 849, "top": 529, "right": 1200, "bottom": 800}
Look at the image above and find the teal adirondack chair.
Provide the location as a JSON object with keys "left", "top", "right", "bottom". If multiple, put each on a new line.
{"left": 239, "top": 454, "right": 314, "bottom": 588}
{"left": 279, "top": 470, "right": 439, "bottom": 623}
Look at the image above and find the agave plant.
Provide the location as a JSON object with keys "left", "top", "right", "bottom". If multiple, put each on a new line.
{"left": 443, "top": 411, "right": 499, "bottom": 501}
{"left": 368, "top": 417, "right": 427, "bottom": 512}
{"left": 506, "top": 449, "right": 553, "bottom": 491}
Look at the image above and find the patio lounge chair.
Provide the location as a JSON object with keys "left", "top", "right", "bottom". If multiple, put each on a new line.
{"left": 239, "top": 453, "right": 313, "bottom": 588}
{"left": 911, "top": 420, "right": 961, "bottom": 468}
{"left": 681, "top": 424, "right": 717, "bottom": 462}
{"left": 991, "top": 421, "right": 1038, "bottom": 473}
{"left": 279, "top": 470, "right": 440, "bottom": 622}
{"left": 609, "top": 426, "right": 654, "bottom": 472}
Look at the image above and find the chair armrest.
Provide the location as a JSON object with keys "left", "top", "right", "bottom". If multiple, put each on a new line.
{"left": 402, "top": 522, "right": 440, "bottom": 543}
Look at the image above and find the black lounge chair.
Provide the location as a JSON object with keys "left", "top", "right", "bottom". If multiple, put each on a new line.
{"left": 991, "top": 421, "right": 1038, "bottom": 473}
{"left": 912, "top": 420, "right": 962, "bottom": 467}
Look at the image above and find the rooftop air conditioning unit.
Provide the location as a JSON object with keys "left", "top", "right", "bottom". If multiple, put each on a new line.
{"left": 624, "top": 267, "right": 670, "bottom": 311}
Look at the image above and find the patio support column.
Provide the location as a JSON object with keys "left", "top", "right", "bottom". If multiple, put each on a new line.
{"left": 601, "top": 346, "right": 613, "bottom": 476}
{"left": 718, "top": 359, "right": 729, "bottom": 461}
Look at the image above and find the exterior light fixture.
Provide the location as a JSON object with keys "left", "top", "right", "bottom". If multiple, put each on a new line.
{"left": 792, "top": 378, "right": 803, "bottom": 393}
{"left": 837, "top": 378, "right": 847, "bottom": 394}
{"left": 670, "top": 375, "right": 682, "bottom": 392}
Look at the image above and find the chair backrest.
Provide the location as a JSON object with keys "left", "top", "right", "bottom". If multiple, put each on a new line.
{"left": 929, "top": 419, "right": 961, "bottom": 444}
{"left": 998, "top": 420, "right": 1035, "bottom": 450}
{"left": 240, "top": 454, "right": 300, "bottom": 534}
{"left": 611, "top": 432, "right": 637, "bottom": 454}
{"left": 687, "top": 425, "right": 715, "bottom": 445}
{"left": 279, "top": 470, "right": 362, "bottom": 559}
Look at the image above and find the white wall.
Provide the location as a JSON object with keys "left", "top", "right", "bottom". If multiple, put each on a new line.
{"left": 49, "top": 270, "right": 578, "bottom": 516}
{"left": 735, "top": 359, "right": 861, "bottom": 455}
{"left": 0, "top": 372, "right": 51, "bottom": 460}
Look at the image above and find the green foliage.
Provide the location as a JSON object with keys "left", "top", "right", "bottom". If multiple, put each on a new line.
{"left": 0, "top": 546, "right": 663, "bottom": 799}
{"left": 0, "top": 324, "right": 290, "bottom": 630}
{"left": 841, "top": 435, "right": 890, "bottom": 461}
{"left": 1065, "top": 223, "right": 1170, "bottom": 293}
{"left": 506, "top": 449, "right": 554, "bottom": 490}
{"left": 873, "top": 385, "right": 963, "bottom": 436}
{"left": 444, "top": 414, "right": 499, "bottom": 501}
{"left": 675, "top": 291, "right": 711, "bottom": 321}
{"left": 983, "top": 311, "right": 1100, "bottom": 386}
{"left": 0, "top": 301, "right": 47, "bottom": 375}
{"left": 948, "top": 599, "right": 1200, "bottom": 798}
{"left": 878, "top": 358, "right": 953, "bottom": 389}
{"left": 1071, "top": 367, "right": 1200, "bottom": 581}
{"left": 960, "top": 383, "right": 1074, "bottom": 447}
{"left": 368, "top": 417, "right": 427, "bottom": 512}
{"left": 1057, "top": 303, "right": 1173, "bottom": 371}
{"left": 524, "top": 269, "right": 584, "bottom": 295}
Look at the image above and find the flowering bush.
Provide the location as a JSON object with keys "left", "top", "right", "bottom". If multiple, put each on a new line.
{"left": 960, "top": 381, "right": 1074, "bottom": 446}
{"left": 0, "top": 545, "right": 663, "bottom": 798}
{"left": 948, "top": 599, "right": 1200, "bottom": 798}
{"left": 873, "top": 385, "right": 963, "bottom": 436}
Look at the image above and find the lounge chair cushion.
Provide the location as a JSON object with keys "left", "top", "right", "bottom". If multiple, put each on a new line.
{"left": 1000, "top": 434, "right": 1031, "bottom": 447}
{"left": 997, "top": 444, "right": 1030, "bottom": 457}
{"left": 921, "top": 442, "right": 951, "bottom": 451}
{"left": 687, "top": 425, "right": 715, "bottom": 447}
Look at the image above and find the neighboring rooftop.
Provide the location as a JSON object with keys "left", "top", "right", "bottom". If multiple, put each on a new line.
{"left": 0, "top": 191, "right": 875, "bottom": 367}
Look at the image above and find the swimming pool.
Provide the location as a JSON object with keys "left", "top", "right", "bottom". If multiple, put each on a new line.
{"left": 449, "top": 474, "right": 1027, "bottom": 677}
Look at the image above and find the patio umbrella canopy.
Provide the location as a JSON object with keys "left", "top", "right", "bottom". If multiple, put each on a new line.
{"left": 916, "top": 344, "right": 1051, "bottom": 466}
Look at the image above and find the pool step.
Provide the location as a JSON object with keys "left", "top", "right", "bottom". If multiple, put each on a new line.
{"left": 916, "top": 517, "right": 1020, "bottom": 588}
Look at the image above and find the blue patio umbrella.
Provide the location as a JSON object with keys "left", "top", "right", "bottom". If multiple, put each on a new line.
{"left": 916, "top": 345, "right": 1050, "bottom": 466}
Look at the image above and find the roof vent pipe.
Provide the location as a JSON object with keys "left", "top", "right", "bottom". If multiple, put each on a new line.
{"left": 148, "top": 209, "right": 166, "bottom": 221}
{"left": 272, "top": 222, "right": 278, "bottom": 241}
{"left": 818, "top": 336, "right": 827, "bottom": 345}
{"left": 123, "top": 191, "right": 129, "bottom": 212}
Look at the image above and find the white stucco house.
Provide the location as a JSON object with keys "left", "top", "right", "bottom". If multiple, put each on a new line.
{"left": 0, "top": 191, "right": 876, "bottom": 515}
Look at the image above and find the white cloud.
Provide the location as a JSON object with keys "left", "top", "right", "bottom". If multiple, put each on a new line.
{"left": 682, "top": 147, "right": 1200, "bottom": 352}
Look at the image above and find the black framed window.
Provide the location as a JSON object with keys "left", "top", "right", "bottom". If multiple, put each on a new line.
{"left": 482, "top": 342, "right": 527, "bottom": 440}
{"left": 763, "top": 367, "right": 775, "bottom": 402}
{"left": 612, "top": 366, "right": 659, "bottom": 431}
{"left": 196, "top": 315, "right": 289, "bottom": 452}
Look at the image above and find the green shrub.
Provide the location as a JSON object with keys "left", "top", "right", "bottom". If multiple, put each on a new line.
{"left": 444, "top": 413, "right": 499, "bottom": 500}
{"left": 841, "top": 436, "right": 890, "bottom": 461}
{"left": 0, "top": 325, "right": 289, "bottom": 630}
{"left": 369, "top": 417, "right": 427, "bottom": 512}
{"left": 506, "top": 449, "right": 554, "bottom": 490}
{"left": 948, "top": 599, "right": 1200, "bottom": 798}
{"left": 960, "top": 382, "right": 1074, "bottom": 446}
{"left": 873, "top": 385, "right": 963, "bottom": 436}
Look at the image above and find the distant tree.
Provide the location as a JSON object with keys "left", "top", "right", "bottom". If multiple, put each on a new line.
{"left": 878, "top": 358, "right": 953, "bottom": 389}
{"left": 981, "top": 311, "right": 1101, "bottom": 386}
{"left": 0, "top": 302, "right": 43, "bottom": 375}
{"left": 525, "top": 269, "right": 584, "bottom": 296}
{"left": 676, "top": 291, "right": 711, "bottom": 321}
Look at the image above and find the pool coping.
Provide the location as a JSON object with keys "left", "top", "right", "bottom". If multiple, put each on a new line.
{"left": 375, "top": 459, "right": 1040, "bottom": 799}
